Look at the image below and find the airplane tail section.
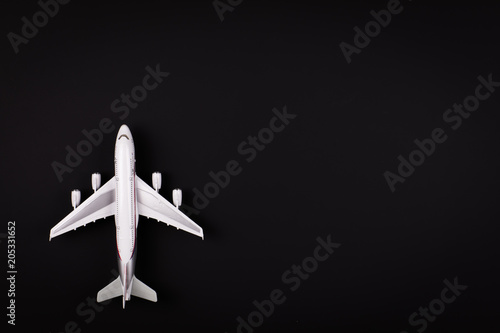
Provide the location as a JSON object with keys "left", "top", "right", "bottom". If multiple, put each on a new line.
{"left": 131, "top": 276, "right": 157, "bottom": 302}
{"left": 96, "top": 276, "right": 157, "bottom": 305}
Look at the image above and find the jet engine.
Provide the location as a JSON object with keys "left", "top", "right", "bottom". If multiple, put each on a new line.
{"left": 172, "top": 189, "right": 182, "bottom": 208}
{"left": 71, "top": 189, "right": 81, "bottom": 209}
{"left": 92, "top": 173, "right": 101, "bottom": 192}
{"left": 152, "top": 172, "right": 162, "bottom": 192}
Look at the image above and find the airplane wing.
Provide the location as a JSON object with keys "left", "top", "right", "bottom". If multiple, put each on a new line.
{"left": 135, "top": 175, "right": 204, "bottom": 239}
{"left": 49, "top": 178, "right": 116, "bottom": 240}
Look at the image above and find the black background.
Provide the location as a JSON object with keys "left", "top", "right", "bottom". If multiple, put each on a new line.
{"left": 1, "top": 1, "right": 500, "bottom": 332}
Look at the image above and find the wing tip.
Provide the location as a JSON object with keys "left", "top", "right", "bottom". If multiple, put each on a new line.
{"left": 49, "top": 229, "right": 56, "bottom": 242}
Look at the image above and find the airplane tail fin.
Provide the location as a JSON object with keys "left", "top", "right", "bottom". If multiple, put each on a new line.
{"left": 131, "top": 276, "right": 157, "bottom": 302}
{"left": 96, "top": 276, "right": 157, "bottom": 304}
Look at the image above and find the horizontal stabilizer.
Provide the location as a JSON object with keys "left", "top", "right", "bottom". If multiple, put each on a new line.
{"left": 132, "top": 276, "right": 157, "bottom": 302}
{"left": 97, "top": 277, "right": 122, "bottom": 303}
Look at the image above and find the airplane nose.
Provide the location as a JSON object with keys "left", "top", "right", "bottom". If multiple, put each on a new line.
{"left": 117, "top": 124, "right": 132, "bottom": 141}
{"left": 119, "top": 124, "right": 130, "bottom": 133}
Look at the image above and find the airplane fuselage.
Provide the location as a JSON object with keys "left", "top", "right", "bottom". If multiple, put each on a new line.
{"left": 114, "top": 126, "right": 138, "bottom": 303}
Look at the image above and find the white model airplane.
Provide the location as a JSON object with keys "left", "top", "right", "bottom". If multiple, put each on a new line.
{"left": 49, "top": 124, "right": 203, "bottom": 308}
